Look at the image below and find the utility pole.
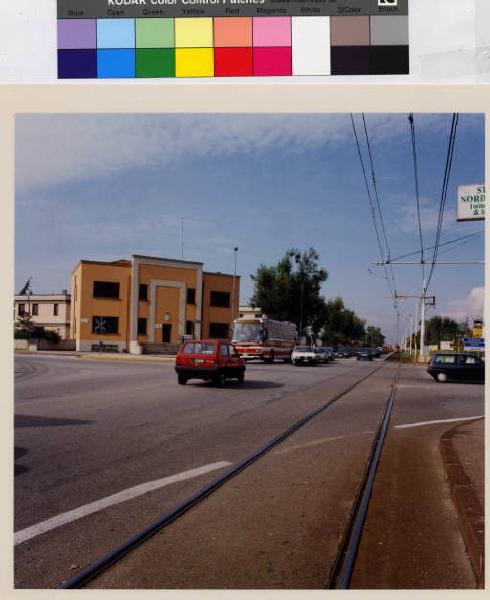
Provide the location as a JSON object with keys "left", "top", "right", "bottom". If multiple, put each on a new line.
{"left": 420, "top": 278, "right": 427, "bottom": 359}
{"left": 180, "top": 218, "right": 184, "bottom": 260}
{"left": 409, "top": 314, "right": 413, "bottom": 356}
{"left": 231, "top": 247, "right": 238, "bottom": 320}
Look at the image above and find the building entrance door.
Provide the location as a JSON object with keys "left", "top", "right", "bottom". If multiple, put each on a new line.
{"left": 162, "top": 324, "right": 172, "bottom": 343}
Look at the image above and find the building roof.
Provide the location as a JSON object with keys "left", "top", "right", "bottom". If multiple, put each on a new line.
{"left": 133, "top": 254, "right": 204, "bottom": 266}
{"left": 15, "top": 293, "right": 71, "bottom": 301}
{"left": 203, "top": 271, "right": 240, "bottom": 279}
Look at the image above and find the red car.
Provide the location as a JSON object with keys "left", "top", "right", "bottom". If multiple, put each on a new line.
{"left": 175, "top": 339, "right": 246, "bottom": 386}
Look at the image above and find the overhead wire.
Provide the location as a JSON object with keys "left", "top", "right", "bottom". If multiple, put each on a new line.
{"left": 350, "top": 114, "right": 398, "bottom": 315}
{"left": 361, "top": 114, "right": 399, "bottom": 311}
{"left": 426, "top": 113, "right": 459, "bottom": 290}
{"left": 408, "top": 113, "right": 425, "bottom": 279}
{"left": 388, "top": 231, "right": 484, "bottom": 263}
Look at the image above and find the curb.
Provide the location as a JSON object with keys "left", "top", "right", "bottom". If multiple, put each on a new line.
{"left": 78, "top": 354, "right": 175, "bottom": 363}
{"left": 439, "top": 419, "right": 485, "bottom": 588}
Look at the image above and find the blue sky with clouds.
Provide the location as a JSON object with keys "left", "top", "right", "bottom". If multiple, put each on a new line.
{"left": 15, "top": 113, "right": 485, "bottom": 343}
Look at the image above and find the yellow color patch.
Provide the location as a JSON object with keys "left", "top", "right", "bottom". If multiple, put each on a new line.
{"left": 175, "top": 18, "right": 213, "bottom": 48}
{"left": 175, "top": 48, "right": 214, "bottom": 77}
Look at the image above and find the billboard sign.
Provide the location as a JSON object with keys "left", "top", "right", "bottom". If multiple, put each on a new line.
{"left": 457, "top": 184, "right": 486, "bottom": 221}
{"left": 463, "top": 337, "right": 485, "bottom": 350}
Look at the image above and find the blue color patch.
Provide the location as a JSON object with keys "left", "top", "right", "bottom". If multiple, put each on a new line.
{"left": 97, "top": 19, "right": 135, "bottom": 49}
{"left": 97, "top": 49, "right": 136, "bottom": 78}
{"left": 58, "top": 49, "right": 97, "bottom": 78}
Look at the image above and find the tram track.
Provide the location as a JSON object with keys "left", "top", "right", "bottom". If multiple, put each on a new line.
{"left": 57, "top": 361, "right": 391, "bottom": 589}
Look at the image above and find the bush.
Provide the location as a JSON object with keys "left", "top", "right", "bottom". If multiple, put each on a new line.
{"left": 44, "top": 330, "right": 61, "bottom": 344}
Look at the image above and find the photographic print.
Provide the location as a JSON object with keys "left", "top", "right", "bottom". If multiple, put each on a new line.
{"left": 13, "top": 111, "right": 484, "bottom": 589}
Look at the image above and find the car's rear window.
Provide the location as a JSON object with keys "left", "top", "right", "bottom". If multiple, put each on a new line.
{"left": 181, "top": 342, "right": 216, "bottom": 355}
{"left": 433, "top": 354, "right": 456, "bottom": 364}
{"left": 296, "top": 346, "right": 312, "bottom": 351}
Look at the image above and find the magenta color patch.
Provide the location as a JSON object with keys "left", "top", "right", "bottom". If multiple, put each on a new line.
{"left": 58, "top": 19, "right": 97, "bottom": 49}
{"left": 252, "top": 17, "right": 291, "bottom": 47}
{"left": 253, "top": 47, "right": 292, "bottom": 75}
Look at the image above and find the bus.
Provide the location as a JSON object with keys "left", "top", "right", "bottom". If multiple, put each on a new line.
{"left": 231, "top": 317, "right": 298, "bottom": 362}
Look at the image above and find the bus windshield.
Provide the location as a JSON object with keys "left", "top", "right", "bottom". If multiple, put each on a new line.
{"left": 232, "top": 322, "right": 262, "bottom": 342}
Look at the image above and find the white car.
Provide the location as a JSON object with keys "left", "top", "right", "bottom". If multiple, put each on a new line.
{"left": 292, "top": 346, "right": 319, "bottom": 366}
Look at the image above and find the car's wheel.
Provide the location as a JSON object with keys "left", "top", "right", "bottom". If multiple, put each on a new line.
{"left": 215, "top": 372, "right": 226, "bottom": 387}
{"left": 436, "top": 372, "right": 448, "bottom": 383}
{"left": 178, "top": 375, "right": 187, "bottom": 385}
{"left": 237, "top": 370, "right": 245, "bottom": 384}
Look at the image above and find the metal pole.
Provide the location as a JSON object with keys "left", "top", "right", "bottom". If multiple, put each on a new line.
{"left": 414, "top": 301, "right": 419, "bottom": 359}
{"left": 299, "top": 278, "right": 304, "bottom": 343}
{"left": 420, "top": 279, "right": 427, "bottom": 360}
{"left": 231, "top": 247, "right": 238, "bottom": 321}
{"left": 409, "top": 314, "right": 413, "bottom": 356}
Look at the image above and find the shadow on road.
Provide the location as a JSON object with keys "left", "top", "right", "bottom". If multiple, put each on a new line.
{"left": 14, "top": 447, "right": 29, "bottom": 476}
{"left": 189, "top": 380, "right": 284, "bottom": 390}
{"left": 14, "top": 414, "right": 94, "bottom": 428}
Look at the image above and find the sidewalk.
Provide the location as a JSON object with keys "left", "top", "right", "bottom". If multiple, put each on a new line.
{"left": 440, "top": 417, "right": 485, "bottom": 587}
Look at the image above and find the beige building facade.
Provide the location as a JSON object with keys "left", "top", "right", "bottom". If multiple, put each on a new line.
{"left": 71, "top": 255, "right": 240, "bottom": 352}
{"left": 14, "top": 292, "right": 71, "bottom": 338}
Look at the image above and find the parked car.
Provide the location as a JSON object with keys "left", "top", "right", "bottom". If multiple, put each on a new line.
{"left": 175, "top": 339, "right": 245, "bottom": 386}
{"left": 357, "top": 348, "right": 374, "bottom": 361}
{"left": 292, "top": 345, "right": 318, "bottom": 366}
{"left": 427, "top": 352, "right": 485, "bottom": 383}
{"left": 314, "top": 347, "right": 329, "bottom": 363}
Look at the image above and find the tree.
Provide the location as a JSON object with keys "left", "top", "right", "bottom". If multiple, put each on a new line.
{"left": 321, "top": 297, "right": 366, "bottom": 346}
{"left": 365, "top": 325, "right": 385, "bottom": 348}
{"left": 250, "top": 248, "right": 328, "bottom": 337}
{"left": 426, "top": 316, "right": 461, "bottom": 346}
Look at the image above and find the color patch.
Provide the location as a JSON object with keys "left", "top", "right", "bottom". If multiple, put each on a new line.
{"left": 175, "top": 18, "right": 213, "bottom": 48}
{"left": 58, "top": 49, "right": 97, "bottom": 78}
{"left": 215, "top": 47, "right": 253, "bottom": 76}
{"left": 370, "top": 45, "right": 409, "bottom": 75}
{"left": 136, "top": 19, "right": 174, "bottom": 49}
{"left": 292, "top": 17, "right": 330, "bottom": 76}
{"left": 253, "top": 17, "right": 291, "bottom": 47}
{"left": 97, "top": 49, "right": 136, "bottom": 78}
{"left": 331, "top": 46, "right": 370, "bottom": 75}
{"left": 97, "top": 19, "right": 135, "bottom": 49}
{"left": 175, "top": 48, "right": 214, "bottom": 77}
{"left": 253, "top": 47, "right": 292, "bottom": 76}
{"left": 58, "top": 19, "right": 96, "bottom": 49}
{"left": 214, "top": 18, "right": 252, "bottom": 48}
{"left": 57, "top": 1, "right": 409, "bottom": 78}
{"left": 136, "top": 48, "right": 175, "bottom": 78}
{"left": 370, "top": 16, "right": 409, "bottom": 46}
{"left": 330, "top": 16, "right": 370, "bottom": 46}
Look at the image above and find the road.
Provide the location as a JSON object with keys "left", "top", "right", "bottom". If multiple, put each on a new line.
{"left": 14, "top": 354, "right": 484, "bottom": 588}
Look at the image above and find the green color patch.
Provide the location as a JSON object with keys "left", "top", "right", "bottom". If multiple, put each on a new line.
{"left": 136, "top": 49, "right": 175, "bottom": 77}
{"left": 136, "top": 18, "right": 174, "bottom": 48}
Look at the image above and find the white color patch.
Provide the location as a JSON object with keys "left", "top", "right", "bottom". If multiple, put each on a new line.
{"left": 292, "top": 17, "right": 331, "bottom": 76}
{"left": 395, "top": 415, "right": 484, "bottom": 430}
{"left": 14, "top": 461, "right": 231, "bottom": 546}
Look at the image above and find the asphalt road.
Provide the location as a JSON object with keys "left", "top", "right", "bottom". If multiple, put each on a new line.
{"left": 14, "top": 354, "right": 484, "bottom": 588}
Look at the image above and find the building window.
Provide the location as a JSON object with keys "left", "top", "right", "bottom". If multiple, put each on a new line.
{"left": 137, "top": 318, "right": 147, "bottom": 335}
{"left": 210, "top": 291, "right": 230, "bottom": 308}
{"left": 139, "top": 284, "right": 148, "bottom": 301}
{"left": 92, "top": 316, "right": 119, "bottom": 335}
{"left": 93, "top": 281, "right": 120, "bottom": 299}
{"left": 209, "top": 323, "right": 229, "bottom": 338}
{"left": 18, "top": 303, "right": 26, "bottom": 316}
{"left": 187, "top": 288, "right": 196, "bottom": 304}
{"left": 32, "top": 303, "right": 39, "bottom": 316}
{"left": 186, "top": 320, "right": 194, "bottom": 336}
{"left": 53, "top": 303, "right": 59, "bottom": 316}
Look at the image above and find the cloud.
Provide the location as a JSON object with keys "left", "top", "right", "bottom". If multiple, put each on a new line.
{"left": 15, "top": 113, "right": 465, "bottom": 192}
{"left": 443, "top": 286, "right": 484, "bottom": 322}
{"left": 15, "top": 114, "right": 349, "bottom": 191}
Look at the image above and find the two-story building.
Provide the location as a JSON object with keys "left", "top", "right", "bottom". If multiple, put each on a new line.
{"left": 14, "top": 291, "right": 71, "bottom": 338}
{"left": 70, "top": 255, "right": 240, "bottom": 352}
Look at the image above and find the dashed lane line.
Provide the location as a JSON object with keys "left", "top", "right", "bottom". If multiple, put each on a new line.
{"left": 395, "top": 415, "right": 484, "bottom": 430}
{"left": 14, "top": 461, "right": 231, "bottom": 546}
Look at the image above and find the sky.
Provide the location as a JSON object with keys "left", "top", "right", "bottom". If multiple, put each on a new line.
{"left": 15, "top": 113, "right": 485, "bottom": 343}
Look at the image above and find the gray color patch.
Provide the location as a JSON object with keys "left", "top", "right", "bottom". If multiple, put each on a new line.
{"left": 370, "top": 15, "right": 408, "bottom": 45}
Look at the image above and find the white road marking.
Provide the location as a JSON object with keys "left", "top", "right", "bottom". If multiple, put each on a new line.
{"left": 14, "top": 461, "right": 231, "bottom": 546}
{"left": 395, "top": 415, "right": 484, "bottom": 430}
{"left": 274, "top": 431, "right": 375, "bottom": 455}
